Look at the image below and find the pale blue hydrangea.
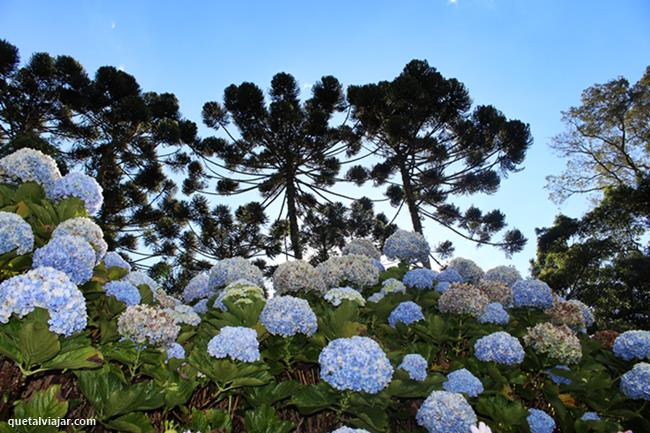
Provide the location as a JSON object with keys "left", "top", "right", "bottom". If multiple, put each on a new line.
{"left": 103, "top": 251, "right": 131, "bottom": 272}
{"left": 438, "top": 268, "right": 464, "bottom": 283}
{"left": 512, "top": 279, "right": 554, "bottom": 309}
{"left": 273, "top": 260, "right": 326, "bottom": 294}
{"left": 117, "top": 304, "right": 179, "bottom": 347}
{"left": 620, "top": 362, "right": 650, "bottom": 400}
{"left": 166, "top": 342, "right": 186, "bottom": 361}
{"left": 104, "top": 281, "right": 141, "bottom": 306}
{"left": 443, "top": 368, "right": 484, "bottom": 397}
{"left": 483, "top": 265, "right": 522, "bottom": 287}
{"left": 546, "top": 364, "right": 572, "bottom": 385}
{"left": 0, "top": 148, "right": 61, "bottom": 190}
{"left": 478, "top": 302, "right": 510, "bottom": 325}
{"left": 342, "top": 238, "right": 381, "bottom": 259}
{"left": 368, "top": 292, "right": 385, "bottom": 303}
{"left": 0, "top": 212, "right": 34, "bottom": 255}
{"left": 447, "top": 258, "right": 484, "bottom": 284}
{"left": 0, "top": 266, "right": 87, "bottom": 336}
{"left": 165, "top": 304, "right": 201, "bottom": 326}
{"left": 182, "top": 272, "right": 213, "bottom": 303}
{"left": 567, "top": 299, "right": 595, "bottom": 328}
{"left": 208, "top": 257, "right": 264, "bottom": 290}
{"left": 32, "top": 235, "right": 96, "bottom": 284}
{"left": 330, "top": 427, "right": 370, "bottom": 433}
{"left": 527, "top": 408, "right": 555, "bottom": 433}
{"left": 52, "top": 217, "right": 107, "bottom": 262}
{"left": 398, "top": 354, "right": 428, "bottom": 381}
{"left": 192, "top": 298, "right": 209, "bottom": 314}
{"left": 436, "top": 281, "right": 451, "bottom": 293}
{"left": 317, "top": 255, "right": 379, "bottom": 289}
{"left": 319, "top": 336, "right": 393, "bottom": 394}
{"left": 416, "top": 391, "right": 477, "bottom": 433}
{"left": 259, "top": 295, "right": 317, "bottom": 337}
{"left": 47, "top": 172, "right": 103, "bottom": 214}
{"left": 123, "top": 271, "right": 158, "bottom": 292}
{"left": 388, "top": 301, "right": 424, "bottom": 328}
{"left": 207, "top": 326, "right": 260, "bottom": 362}
{"left": 371, "top": 258, "right": 385, "bottom": 272}
{"left": 580, "top": 412, "right": 600, "bottom": 421}
{"left": 613, "top": 330, "right": 650, "bottom": 361}
{"left": 383, "top": 229, "right": 430, "bottom": 264}
{"left": 368, "top": 278, "right": 406, "bottom": 303}
{"left": 324, "top": 287, "right": 366, "bottom": 307}
{"left": 403, "top": 268, "right": 439, "bottom": 290}
{"left": 474, "top": 331, "right": 525, "bottom": 365}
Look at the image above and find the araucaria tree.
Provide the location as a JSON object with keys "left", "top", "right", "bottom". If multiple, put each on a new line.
{"left": 199, "top": 73, "right": 357, "bottom": 259}
{"left": 346, "top": 60, "right": 532, "bottom": 266}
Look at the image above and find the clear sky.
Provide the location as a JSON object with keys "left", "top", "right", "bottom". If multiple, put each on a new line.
{"left": 2, "top": 0, "right": 649, "bottom": 275}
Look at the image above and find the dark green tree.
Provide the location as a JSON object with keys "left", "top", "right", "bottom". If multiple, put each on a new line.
{"left": 346, "top": 60, "right": 531, "bottom": 266}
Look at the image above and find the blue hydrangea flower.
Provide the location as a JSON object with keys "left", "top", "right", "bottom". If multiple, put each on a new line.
{"left": 371, "top": 258, "right": 385, "bottom": 272}
{"left": 47, "top": 172, "right": 103, "bottom": 214}
{"left": 103, "top": 251, "right": 131, "bottom": 271}
{"left": 512, "top": 279, "right": 554, "bottom": 309}
{"left": 182, "top": 272, "right": 213, "bottom": 303}
{"left": 612, "top": 330, "right": 650, "bottom": 361}
{"left": 388, "top": 301, "right": 424, "bottom": 328}
{"left": 546, "top": 364, "right": 572, "bottom": 385}
{"left": 52, "top": 217, "right": 107, "bottom": 262}
{"left": 527, "top": 408, "right": 555, "bottom": 433}
{"left": 447, "top": 258, "right": 484, "bottom": 284}
{"left": 122, "top": 271, "right": 158, "bottom": 292}
{"left": 207, "top": 326, "right": 260, "bottom": 362}
{"left": 192, "top": 298, "right": 209, "bottom": 314}
{"left": 0, "top": 267, "right": 87, "bottom": 336}
{"left": 32, "top": 235, "right": 96, "bottom": 284}
{"left": 474, "top": 331, "right": 525, "bottom": 365}
{"left": 319, "top": 336, "right": 393, "bottom": 394}
{"left": 166, "top": 342, "right": 186, "bottom": 361}
{"left": 443, "top": 368, "right": 484, "bottom": 397}
{"left": 398, "top": 354, "right": 428, "bottom": 381}
{"left": 324, "top": 287, "right": 366, "bottom": 307}
{"left": 438, "top": 268, "right": 464, "bottom": 283}
{"left": 208, "top": 257, "right": 264, "bottom": 290}
{"left": 0, "top": 148, "right": 61, "bottom": 190}
{"left": 259, "top": 295, "right": 317, "bottom": 337}
{"left": 483, "top": 265, "right": 521, "bottom": 287}
{"left": 331, "top": 428, "right": 370, "bottom": 433}
{"left": 105, "top": 280, "right": 141, "bottom": 306}
{"left": 620, "top": 362, "right": 650, "bottom": 400}
{"left": 567, "top": 299, "right": 595, "bottom": 328}
{"left": 403, "top": 268, "right": 439, "bottom": 290}
{"left": 436, "top": 281, "right": 451, "bottom": 293}
{"left": 580, "top": 412, "right": 600, "bottom": 421}
{"left": 0, "top": 212, "right": 34, "bottom": 255}
{"left": 383, "top": 229, "right": 431, "bottom": 264}
{"left": 478, "top": 302, "right": 510, "bottom": 325}
{"left": 416, "top": 391, "right": 477, "bottom": 433}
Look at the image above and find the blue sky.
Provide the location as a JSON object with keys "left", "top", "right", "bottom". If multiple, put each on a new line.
{"left": 2, "top": 0, "right": 649, "bottom": 274}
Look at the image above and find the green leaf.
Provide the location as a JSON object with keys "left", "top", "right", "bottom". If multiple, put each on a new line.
{"left": 14, "top": 182, "right": 45, "bottom": 202}
{"left": 40, "top": 346, "right": 104, "bottom": 371}
{"left": 288, "top": 382, "right": 338, "bottom": 414}
{"left": 103, "top": 380, "right": 166, "bottom": 418}
{"left": 104, "top": 412, "right": 155, "bottom": 433}
{"left": 244, "top": 404, "right": 294, "bottom": 433}
{"left": 18, "top": 311, "right": 61, "bottom": 368}
{"left": 13, "top": 385, "right": 68, "bottom": 433}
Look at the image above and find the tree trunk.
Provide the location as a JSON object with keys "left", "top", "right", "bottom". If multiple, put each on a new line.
{"left": 285, "top": 179, "right": 302, "bottom": 259}
{"left": 399, "top": 165, "right": 431, "bottom": 268}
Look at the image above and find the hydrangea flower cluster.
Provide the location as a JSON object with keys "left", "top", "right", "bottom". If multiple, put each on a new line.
{"left": 620, "top": 362, "right": 650, "bottom": 400}
{"left": 447, "top": 257, "right": 484, "bottom": 284}
{"left": 613, "top": 330, "right": 650, "bottom": 361}
{"left": 123, "top": 271, "right": 158, "bottom": 292}
{"left": 0, "top": 148, "right": 61, "bottom": 189}
{"left": 259, "top": 296, "right": 318, "bottom": 337}
{"left": 208, "top": 257, "right": 264, "bottom": 290}
{"left": 416, "top": 391, "right": 477, "bottom": 433}
{"left": 319, "top": 336, "right": 393, "bottom": 394}
{"left": 52, "top": 217, "right": 107, "bottom": 262}
{"left": 438, "top": 284, "right": 489, "bottom": 318}
{"left": 474, "top": 331, "right": 525, "bottom": 365}
{"left": 182, "top": 272, "right": 213, "bottom": 303}
{"left": 371, "top": 258, "right": 385, "bottom": 272}
{"left": 154, "top": 288, "right": 181, "bottom": 308}
{"left": 47, "top": 172, "right": 104, "bottom": 214}
{"left": 214, "top": 279, "right": 266, "bottom": 311}
{"left": 317, "top": 255, "right": 379, "bottom": 289}
{"left": 545, "top": 301, "right": 586, "bottom": 331}
{"left": 103, "top": 251, "right": 131, "bottom": 271}
{"left": 192, "top": 299, "right": 209, "bottom": 314}
{"left": 580, "top": 412, "right": 600, "bottom": 421}
{"left": 567, "top": 299, "right": 595, "bottom": 328}
{"left": 545, "top": 364, "right": 572, "bottom": 385}
{"left": 403, "top": 268, "right": 438, "bottom": 290}
{"left": 324, "top": 287, "right": 366, "bottom": 307}
{"left": 272, "top": 260, "right": 326, "bottom": 294}
{"left": 165, "top": 304, "right": 201, "bottom": 326}
{"left": 512, "top": 279, "right": 554, "bottom": 309}
{"left": 32, "top": 235, "right": 96, "bottom": 284}
{"left": 117, "top": 304, "right": 179, "bottom": 347}
{"left": 398, "top": 354, "right": 428, "bottom": 381}
{"left": 476, "top": 280, "right": 513, "bottom": 306}
{"left": 104, "top": 281, "right": 141, "bottom": 306}
{"left": 524, "top": 322, "right": 582, "bottom": 364}
{"left": 437, "top": 268, "right": 464, "bottom": 283}
{"left": 483, "top": 265, "right": 521, "bottom": 287}
{"left": 478, "top": 302, "right": 510, "bottom": 325}
{"left": 383, "top": 229, "right": 430, "bottom": 264}
{"left": 341, "top": 238, "right": 381, "bottom": 259}
{"left": 330, "top": 428, "right": 370, "bottom": 433}
{"left": 207, "top": 326, "right": 261, "bottom": 362}
{"left": 368, "top": 278, "right": 406, "bottom": 302}
{"left": 166, "top": 342, "right": 186, "bottom": 361}
{"left": 527, "top": 408, "right": 556, "bottom": 433}
{"left": 0, "top": 267, "right": 87, "bottom": 336}
{"left": 443, "top": 368, "right": 484, "bottom": 397}
{"left": 388, "top": 301, "right": 425, "bottom": 327}
{"left": 0, "top": 212, "right": 34, "bottom": 255}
